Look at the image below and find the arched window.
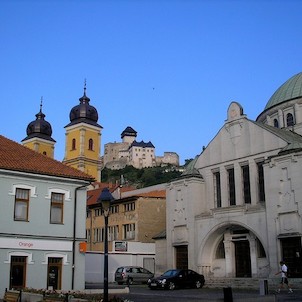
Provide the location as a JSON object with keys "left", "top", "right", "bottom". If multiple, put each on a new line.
{"left": 256, "top": 238, "right": 266, "bottom": 258}
{"left": 286, "top": 113, "right": 294, "bottom": 126}
{"left": 72, "top": 138, "right": 76, "bottom": 150}
{"left": 273, "top": 119, "right": 279, "bottom": 128}
{"left": 215, "top": 238, "right": 225, "bottom": 259}
{"left": 88, "top": 138, "right": 94, "bottom": 151}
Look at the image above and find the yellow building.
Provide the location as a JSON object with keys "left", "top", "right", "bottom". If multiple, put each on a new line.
{"left": 22, "top": 101, "right": 56, "bottom": 158}
{"left": 86, "top": 184, "right": 166, "bottom": 252}
{"left": 63, "top": 85, "right": 103, "bottom": 181}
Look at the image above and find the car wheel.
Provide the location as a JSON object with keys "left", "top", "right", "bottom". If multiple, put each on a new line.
{"left": 195, "top": 280, "right": 202, "bottom": 289}
{"left": 168, "top": 282, "right": 176, "bottom": 290}
{"left": 127, "top": 278, "right": 133, "bottom": 285}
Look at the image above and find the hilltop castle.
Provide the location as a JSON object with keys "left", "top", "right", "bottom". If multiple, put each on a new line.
{"left": 102, "top": 126, "right": 179, "bottom": 170}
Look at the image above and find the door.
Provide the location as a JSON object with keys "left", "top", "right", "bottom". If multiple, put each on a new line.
{"left": 281, "top": 237, "right": 302, "bottom": 277}
{"left": 235, "top": 240, "right": 251, "bottom": 277}
{"left": 10, "top": 256, "right": 27, "bottom": 289}
{"left": 175, "top": 245, "right": 188, "bottom": 270}
{"left": 47, "top": 258, "right": 62, "bottom": 290}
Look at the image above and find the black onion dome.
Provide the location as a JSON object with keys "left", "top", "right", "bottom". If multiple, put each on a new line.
{"left": 22, "top": 102, "right": 55, "bottom": 142}
{"left": 66, "top": 84, "right": 102, "bottom": 128}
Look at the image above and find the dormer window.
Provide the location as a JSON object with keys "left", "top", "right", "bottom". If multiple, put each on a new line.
{"left": 273, "top": 119, "right": 279, "bottom": 128}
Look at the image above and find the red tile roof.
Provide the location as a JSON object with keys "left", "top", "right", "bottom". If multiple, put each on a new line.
{"left": 87, "top": 183, "right": 113, "bottom": 206}
{"left": 87, "top": 186, "right": 166, "bottom": 207}
{"left": 0, "top": 135, "right": 95, "bottom": 181}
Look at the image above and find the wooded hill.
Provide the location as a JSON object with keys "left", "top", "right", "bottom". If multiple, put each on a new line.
{"left": 101, "top": 165, "right": 183, "bottom": 188}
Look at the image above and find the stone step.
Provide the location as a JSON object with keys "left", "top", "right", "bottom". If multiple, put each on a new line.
{"left": 203, "top": 277, "right": 299, "bottom": 290}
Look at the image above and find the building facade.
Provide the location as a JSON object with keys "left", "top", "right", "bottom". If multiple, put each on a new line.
{"left": 86, "top": 184, "right": 166, "bottom": 253}
{"left": 0, "top": 135, "right": 93, "bottom": 297}
{"left": 164, "top": 72, "right": 302, "bottom": 282}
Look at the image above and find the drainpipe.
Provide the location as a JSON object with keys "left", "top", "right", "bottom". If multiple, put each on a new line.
{"left": 72, "top": 183, "right": 90, "bottom": 290}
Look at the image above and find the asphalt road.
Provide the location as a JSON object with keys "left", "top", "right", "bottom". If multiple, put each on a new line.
{"left": 86, "top": 283, "right": 302, "bottom": 302}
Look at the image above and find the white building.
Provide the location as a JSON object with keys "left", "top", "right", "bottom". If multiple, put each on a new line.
{"left": 164, "top": 72, "right": 302, "bottom": 283}
{"left": 0, "top": 135, "right": 93, "bottom": 297}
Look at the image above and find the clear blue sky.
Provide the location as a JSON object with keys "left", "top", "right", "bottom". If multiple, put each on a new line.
{"left": 1, "top": 0, "right": 302, "bottom": 165}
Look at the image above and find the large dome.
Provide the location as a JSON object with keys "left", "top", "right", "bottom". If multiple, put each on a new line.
{"left": 66, "top": 85, "right": 101, "bottom": 128}
{"left": 22, "top": 103, "right": 55, "bottom": 142}
{"left": 264, "top": 72, "right": 302, "bottom": 110}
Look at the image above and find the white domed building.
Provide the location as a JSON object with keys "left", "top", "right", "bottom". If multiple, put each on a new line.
{"left": 163, "top": 73, "right": 302, "bottom": 286}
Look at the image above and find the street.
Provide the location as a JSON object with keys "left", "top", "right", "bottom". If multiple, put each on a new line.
{"left": 86, "top": 284, "right": 302, "bottom": 302}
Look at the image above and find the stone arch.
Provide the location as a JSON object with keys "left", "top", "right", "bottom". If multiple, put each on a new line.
{"left": 197, "top": 221, "right": 269, "bottom": 278}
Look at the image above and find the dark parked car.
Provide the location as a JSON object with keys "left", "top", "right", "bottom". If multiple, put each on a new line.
{"left": 115, "top": 266, "right": 154, "bottom": 285}
{"left": 148, "top": 269, "right": 205, "bottom": 290}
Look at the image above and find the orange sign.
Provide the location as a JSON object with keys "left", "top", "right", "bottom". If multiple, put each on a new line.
{"left": 79, "top": 242, "right": 87, "bottom": 253}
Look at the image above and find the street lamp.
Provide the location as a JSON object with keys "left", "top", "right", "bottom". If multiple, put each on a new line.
{"left": 98, "top": 187, "right": 114, "bottom": 302}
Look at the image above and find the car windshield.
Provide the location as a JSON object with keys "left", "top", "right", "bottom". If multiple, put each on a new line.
{"left": 162, "top": 270, "right": 179, "bottom": 277}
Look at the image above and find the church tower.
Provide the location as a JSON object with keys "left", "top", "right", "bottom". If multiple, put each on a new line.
{"left": 63, "top": 83, "right": 102, "bottom": 181}
{"left": 22, "top": 100, "right": 56, "bottom": 158}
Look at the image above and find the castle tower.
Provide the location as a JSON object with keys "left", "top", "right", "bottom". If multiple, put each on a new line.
{"left": 63, "top": 83, "right": 102, "bottom": 181}
{"left": 121, "top": 126, "right": 137, "bottom": 144}
{"left": 22, "top": 99, "right": 56, "bottom": 158}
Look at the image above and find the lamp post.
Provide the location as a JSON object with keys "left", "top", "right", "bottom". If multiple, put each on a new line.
{"left": 98, "top": 187, "right": 114, "bottom": 302}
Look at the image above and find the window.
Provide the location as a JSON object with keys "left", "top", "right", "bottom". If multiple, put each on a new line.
{"left": 273, "top": 119, "right": 279, "bottom": 128}
{"left": 286, "top": 113, "right": 294, "bottom": 126}
{"left": 108, "top": 225, "right": 119, "bottom": 241}
{"left": 123, "top": 223, "right": 135, "bottom": 240}
{"left": 213, "top": 171, "right": 221, "bottom": 208}
{"left": 124, "top": 202, "right": 135, "bottom": 212}
{"left": 88, "top": 138, "right": 94, "bottom": 151}
{"left": 227, "top": 167, "right": 236, "bottom": 205}
{"left": 242, "top": 165, "right": 251, "bottom": 204}
{"left": 256, "top": 238, "right": 266, "bottom": 258}
{"left": 111, "top": 205, "right": 119, "bottom": 214}
{"left": 14, "top": 188, "right": 30, "bottom": 221}
{"left": 215, "top": 238, "right": 225, "bottom": 259}
{"left": 72, "top": 138, "right": 76, "bottom": 150}
{"left": 94, "top": 228, "right": 104, "bottom": 242}
{"left": 95, "top": 208, "right": 102, "bottom": 217}
{"left": 257, "top": 161, "right": 265, "bottom": 202}
{"left": 50, "top": 193, "right": 64, "bottom": 224}
{"left": 86, "top": 229, "right": 91, "bottom": 243}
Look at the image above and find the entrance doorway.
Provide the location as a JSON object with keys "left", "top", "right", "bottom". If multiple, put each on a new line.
{"left": 281, "top": 237, "right": 302, "bottom": 277}
{"left": 234, "top": 240, "right": 251, "bottom": 277}
{"left": 175, "top": 245, "right": 188, "bottom": 269}
{"left": 10, "top": 256, "right": 27, "bottom": 289}
{"left": 47, "top": 258, "right": 62, "bottom": 290}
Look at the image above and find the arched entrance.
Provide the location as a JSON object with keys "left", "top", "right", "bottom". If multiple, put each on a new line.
{"left": 199, "top": 223, "right": 268, "bottom": 278}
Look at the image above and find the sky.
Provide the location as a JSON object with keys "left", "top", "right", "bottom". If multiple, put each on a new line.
{"left": 1, "top": 0, "right": 302, "bottom": 165}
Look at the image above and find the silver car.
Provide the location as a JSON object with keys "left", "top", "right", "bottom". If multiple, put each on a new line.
{"left": 115, "top": 266, "right": 154, "bottom": 285}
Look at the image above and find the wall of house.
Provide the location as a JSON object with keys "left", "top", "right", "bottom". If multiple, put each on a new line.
{"left": 0, "top": 171, "right": 88, "bottom": 297}
{"left": 85, "top": 242, "right": 155, "bottom": 283}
